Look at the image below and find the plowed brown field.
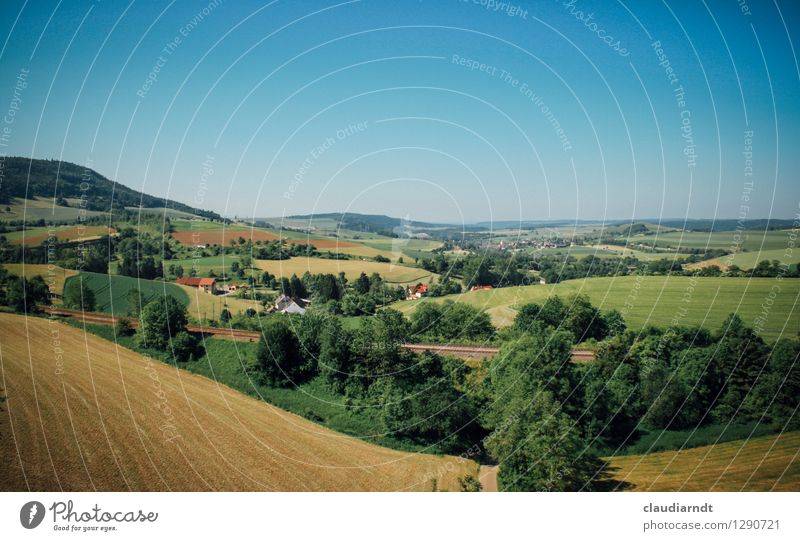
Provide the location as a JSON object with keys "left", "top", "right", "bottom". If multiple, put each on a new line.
{"left": 0, "top": 313, "right": 476, "bottom": 491}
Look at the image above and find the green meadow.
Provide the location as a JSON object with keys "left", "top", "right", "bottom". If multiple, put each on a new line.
{"left": 644, "top": 228, "right": 794, "bottom": 251}
{"left": 394, "top": 276, "right": 799, "bottom": 341}
{"left": 66, "top": 272, "right": 189, "bottom": 315}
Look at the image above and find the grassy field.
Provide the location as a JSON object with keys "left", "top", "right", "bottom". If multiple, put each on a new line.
{"left": 255, "top": 256, "right": 438, "bottom": 285}
{"left": 0, "top": 197, "right": 106, "bottom": 223}
{"left": 358, "top": 238, "right": 443, "bottom": 261}
{"left": 169, "top": 219, "right": 442, "bottom": 261}
{"left": 693, "top": 248, "right": 800, "bottom": 271}
{"left": 4, "top": 224, "right": 113, "bottom": 245}
{"left": 167, "top": 254, "right": 250, "bottom": 276}
{"left": 0, "top": 313, "right": 475, "bottom": 490}
{"left": 608, "top": 432, "right": 800, "bottom": 491}
{"left": 66, "top": 271, "right": 189, "bottom": 314}
{"left": 589, "top": 244, "right": 687, "bottom": 262}
{"left": 643, "top": 228, "right": 794, "bottom": 252}
{"left": 2, "top": 263, "right": 78, "bottom": 296}
{"left": 66, "top": 271, "right": 260, "bottom": 318}
{"left": 394, "top": 276, "right": 800, "bottom": 341}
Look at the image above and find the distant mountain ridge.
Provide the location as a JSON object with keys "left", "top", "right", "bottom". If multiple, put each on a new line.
{"left": 0, "top": 157, "right": 220, "bottom": 220}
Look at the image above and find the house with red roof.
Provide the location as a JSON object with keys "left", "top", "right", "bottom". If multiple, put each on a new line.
{"left": 176, "top": 277, "right": 217, "bottom": 294}
{"left": 406, "top": 283, "right": 428, "bottom": 300}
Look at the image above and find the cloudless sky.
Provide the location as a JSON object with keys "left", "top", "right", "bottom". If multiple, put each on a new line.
{"left": 1, "top": 0, "right": 798, "bottom": 224}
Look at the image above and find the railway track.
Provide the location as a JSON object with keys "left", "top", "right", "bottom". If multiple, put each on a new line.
{"left": 41, "top": 306, "right": 595, "bottom": 360}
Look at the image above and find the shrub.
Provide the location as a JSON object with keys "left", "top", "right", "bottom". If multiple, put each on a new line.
{"left": 115, "top": 317, "right": 135, "bottom": 337}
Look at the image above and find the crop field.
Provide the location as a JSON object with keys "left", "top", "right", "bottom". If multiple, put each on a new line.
{"left": 167, "top": 254, "right": 250, "bottom": 276}
{"left": 169, "top": 220, "right": 436, "bottom": 260}
{"left": 2, "top": 263, "right": 78, "bottom": 296}
{"left": 67, "top": 272, "right": 260, "bottom": 318}
{"left": 255, "top": 256, "right": 437, "bottom": 284}
{"left": 0, "top": 197, "right": 106, "bottom": 223}
{"left": 643, "top": 228, "right": 794, "bottom": 252}
{"left": 689, "top": 248, "right": 800, "bottom": 272}
{"left": 4, "top": 224, "right": 113, "bottom": 245}
{"left": 354, "top": 238, "right": 443, "bottom": 261}
{"left": 66, "top": 272, "right": 189, "bottom": 314}
{"left": 588, "top": 244, "right": 687, "bottom": 262}
{"left": 172, "top": 227, "right": 280, "bottom": 245}
{"left": 533, "top": 246, "right": 629, "bottom": 260}
{"left": 607, "top": 432, "right": 800, "bottom": 491}
{"left": 124, "top": 206, "right": 198, "bottom": 219}
{"left": 0, "top": 313, "right": 475, "bottom": 491}
{"left": 171, "top": 223, "right": 367, "bottom": 254}
{"left": 394, "top": 276, "right": 800, "bottom": 341}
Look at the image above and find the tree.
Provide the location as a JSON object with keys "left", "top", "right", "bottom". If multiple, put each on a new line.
{"left": 126, "top": 288, "right": 142, "bottom": 317}
{"left": 410, "top": 302, "right": 443, "bottom": 338}
{"left": 289, "top": 274, "right": 307, "bottom": 298}
{"left": 538, "top": 296, "right": 565, "bottom": 328}
{"left": 171, "top": 331, "right": 201, "bottom": 362}
{"left": 314, "top": 273, "right": 341, "bottom": 302}
{"left": 115, "top": 317, "right": 135, "bottom": 337}
{"left": 63, "top": 276, "right": 96, "bottom": 312}
{"left": 462, "top": 256, "right": 496, "bottom": 288}
{"left": 437, "top": 301, "right": 495, "bottom": 341}
{"left": 604, "top": 309, "right": 626, "bottom": 336}
{"left": 220, "top": 308, "right": 231, "bottom": 323}
{"left": 354, "top": 272, "right": 371, "bottom": 294}
{"left": 640, "top": 359, "right": 688, "bottom": 429}
{"left": 514, "top": 302, "right": 541, "bottom": 332}
{"left": 137, "top": 296, "right": 188, "bottom": 350}
{"left": 319, "top": 317, "right": 352, "bottom": 392}
{"left": 491, "top": 326, "right": 576, "bottom": 406}
{"left": 745, "top": 338, "right": 800, "bottom": 428}
{"left": 486, "top": 391, "right": 600, "bottom": 492}
{"left": 711, "top": 314, "right": 770, "bottom": 423}
{"left": 562, "top": 294, "right": 607, "bottom": 342}
{"left": 256, "top": 318, "right": 311, "bottom": 387}
{"left": 4, "top": 275, "right": 49, "bottom": 312}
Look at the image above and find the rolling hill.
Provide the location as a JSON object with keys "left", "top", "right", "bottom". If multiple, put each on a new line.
{"left": 0, "top": 313, "right": 476, "bottom": 491}
{"left": 0, "top": 157, "right": 220, "bottom": 220}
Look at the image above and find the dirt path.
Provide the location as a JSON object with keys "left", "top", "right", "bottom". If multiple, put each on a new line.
{"left": 479, "top": 465, "right": 499, "bottom": 492}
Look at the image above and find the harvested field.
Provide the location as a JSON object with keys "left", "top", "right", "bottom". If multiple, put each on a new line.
{"left": 0, "top": 313, "right": 477, "bottom": 491}
{"left": 607, "top": 432, "right": 800, "bottom": 491}
{"left": 2, "top": 263, "right": 78, "bottom": 296}
{"left": 171, "top": 228, "right": 280, "bottom": 245}
{"left": 255, "top": 256, "right": 437, "bottom": 284}
{"left": 5, "top": 225, "right": 114, "bottom": 245}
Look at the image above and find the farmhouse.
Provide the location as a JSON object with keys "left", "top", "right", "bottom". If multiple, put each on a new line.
{"left": 176, "top": 277, "right": 217, "bottom": 294}
{"left": 470, "top": 285, "right": 494, "bottom": 292}
{"left": 406, "top": 283, "right": 428, "bottom": 300}
{"left": 274, "top": 294, "right": 308, "bottom": 315}
{"left": 219, "top": 282, "right": 247, "bottom": 293}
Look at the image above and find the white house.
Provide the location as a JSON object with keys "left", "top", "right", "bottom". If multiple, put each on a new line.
{"left": 274, "top": 294, "right": 307, "bottom": 315}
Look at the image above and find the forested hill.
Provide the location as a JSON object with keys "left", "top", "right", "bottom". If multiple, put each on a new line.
{"left": 0, "top": 157, "right": 220, "bottom": 220}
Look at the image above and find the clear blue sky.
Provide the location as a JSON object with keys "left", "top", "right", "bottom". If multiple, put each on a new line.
{"left": 1, "top": 0, "right": 798, "bottom": 223}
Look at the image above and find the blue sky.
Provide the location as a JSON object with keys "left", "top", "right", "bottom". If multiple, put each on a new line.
{"left": 0, "top": 0, "right": 798, "bottom": 223}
